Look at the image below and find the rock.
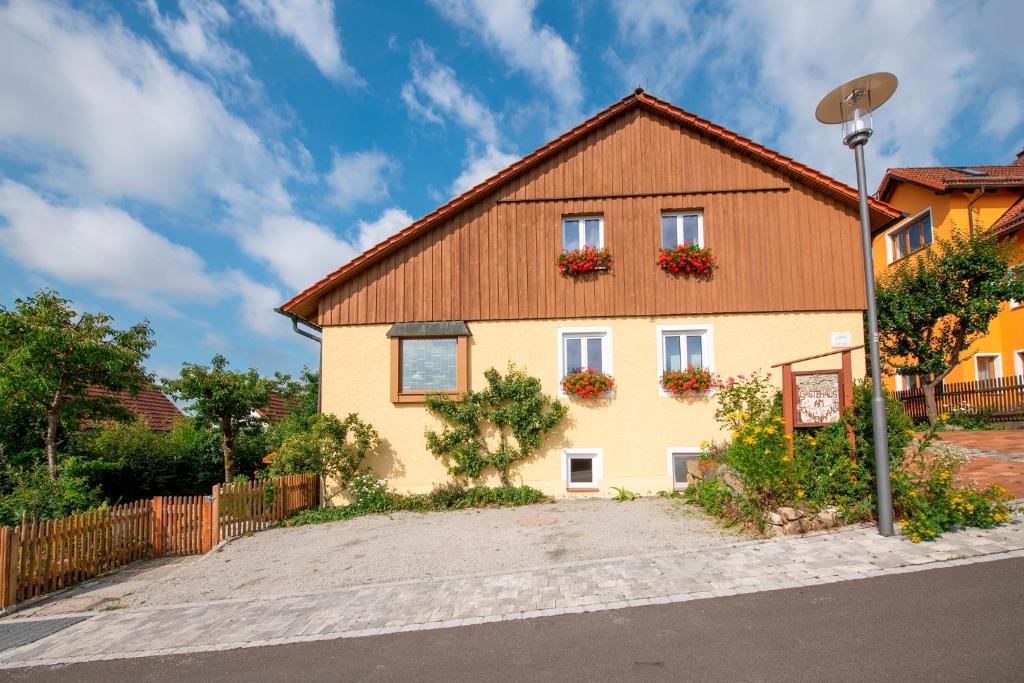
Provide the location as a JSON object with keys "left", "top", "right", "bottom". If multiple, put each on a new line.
{"left": 782, "top": 519, "right": 807, "bottom": 535}
{"left": 815, "top": 511, "right": 836, "bottom": 528}
{"left": 720, "top": 470, "right": 745, "bottom": 494}
{"left": 778, "top": 507, "right": 804, "bottom": 522}
{"left": 766, "top": 511, "right": 783, "bottom": 526}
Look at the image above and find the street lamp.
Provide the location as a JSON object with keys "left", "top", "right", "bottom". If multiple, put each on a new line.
{"left": 815, "top": 72, "right": 898, "bottom": 537}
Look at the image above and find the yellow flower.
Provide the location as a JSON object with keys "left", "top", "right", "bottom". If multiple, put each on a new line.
{"left": 744, "top": 436, "right": 757, "bottom": 445}
{"left": 731, "top": 431, "right": 740, "bottom": 440}
{"left": 773, "top": 416, "right": 784, "bottom": 423}
{"left": 782, "top": 453, "right": 792, "bottom": 462}
{"left": 754, "top": 426, "right": 763, "bottom": 434}
{"left": 700, "top": 440, "right": 708, "bottom": 450}
{"left": 796, "top": 489, "right": 805, "bottom": 498}
{"left": 765, "top": 426, "right": 776, "bottom": 435}
{"left": 807, "top": 437, "right": 817, "bottom": 446}
{"left": 939, "top": 412, "right": 950, "bottom": 422}
{"left": 784, "top": 434, "right": 793, "bottom": 441}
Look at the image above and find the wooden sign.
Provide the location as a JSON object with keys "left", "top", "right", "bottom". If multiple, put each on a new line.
{"left": 793, "top": 370, "right": 843, "bottom": 427}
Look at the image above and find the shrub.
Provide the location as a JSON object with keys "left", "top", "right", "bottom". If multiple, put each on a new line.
{"left": 714, "top": 371, "right": 776, "bottom": 429}
{"left": 611, "top": 486, "right": 637, "bottom": 501}
{"left": 268, "top": 413, "right": 380, "bottom": 498}
{"left": 938, "top": 405, "right": 995, "bottom": 431}
{"left": 425, "top": 365, "right": 567, "bottom": 486}
{"left": 721, "top": 413, "right": 797, "bottom": 509}
{"left": 685, "top": 479, "right": 736, "bottom": 519}
{"left": 0, "top": 464, "right": 103, "bottom": 525}
{"left": 561, "top": 368, "right": 615, "bottom": 399}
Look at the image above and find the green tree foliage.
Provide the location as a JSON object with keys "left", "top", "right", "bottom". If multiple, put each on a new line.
{"left": 0, "top": 464, "right": 102, "bottom": 526}
{"left": 267, "top": 413, "right": 380, "bottom": 497}
{"left": 0, "top": 290, "right": 154, "bottom": 478}
{"left": 425, "top": 365, "right": 567, "bottom": 486}
{"left": 876, "top": 228, "right": 1024, "bottom": 423}
{"left": 162, "top": 355, "right": 291, "bottom": 482}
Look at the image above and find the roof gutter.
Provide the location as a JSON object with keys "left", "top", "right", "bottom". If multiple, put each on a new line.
{"left": 966, "top": 188, "right": 986, "bottom": 236}
{"left": 275, "top": 308, "right": 323, "bottom": 414}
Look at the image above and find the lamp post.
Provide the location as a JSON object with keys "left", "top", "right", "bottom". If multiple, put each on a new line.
{"left": 815, "top": 72, "right": 898, "bottom": 536}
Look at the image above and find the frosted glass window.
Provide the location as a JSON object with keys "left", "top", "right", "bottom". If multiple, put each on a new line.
{"left": 401, "top": 338, "right": 457, "bottom": 391}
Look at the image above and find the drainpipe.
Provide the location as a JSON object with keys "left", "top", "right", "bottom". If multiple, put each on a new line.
{"left": 275, "top": 308, "right": 323, "bottom": 413}
{"left": 966, "top": 188, "right": 986, "bottom": 236}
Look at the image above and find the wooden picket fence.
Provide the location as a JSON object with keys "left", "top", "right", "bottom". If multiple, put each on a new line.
{"left": 896, "top": 375, "right": 1024, "bottom": 423}
{"left": 0, "top": 473, "right": 318, "bottom": 610}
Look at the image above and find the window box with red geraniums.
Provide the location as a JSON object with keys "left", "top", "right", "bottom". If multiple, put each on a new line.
{"left": 561, "top": 368, "right": 615, "bottom": 399}
{"left": 558, "top": 246, "right": 612, "bottom": 276}
{"left": 658, "top": 244, "right": 716, "bottom": 277}
{"left": 661, "top": 367, "right": 716, "bottom": 396}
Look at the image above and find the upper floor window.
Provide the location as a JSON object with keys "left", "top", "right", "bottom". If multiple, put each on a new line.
{"left": 660, "top": 212, "right": 703, "bottom": 249}
{"left": 1010, "top": 264, "right": 1023, "bottom": 308}
{"left": 888, "top": 210, "right": 933, "bottom": 263}
{"left": 562, "top": 216, "right": 603, "bottom": 251}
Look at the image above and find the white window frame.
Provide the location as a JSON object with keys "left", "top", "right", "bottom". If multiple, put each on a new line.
{"left": 1013, "top": 349, "right": 1024, "bottom": 378}
{"left": 973, "top": 353, "right": 1003, "bottom": 382}
{"left": 560, "top": 215, "right": 604, "bottom": 251}
{"left": 656, "top": 324, "right": 715, "bottom": 397}
{"left": 895, "top": 373, "right": 923, "bottom": 392}
{"left": 1010, "top": 264, "right": 1023, "bottom": 308}
{"left": 563, "top": 448, "right": 602, "bottom": 490}
{"left": 557, "top": 326, "right": 613, "bottom": 397}
{"left": 667, "top": 447, "right": 700, "bottom": 491}
{"left": 660, "top": 211, "right": 704, "bottom": 249}
{"left": 885, "top": 208, "right": 934, "bottom": 264}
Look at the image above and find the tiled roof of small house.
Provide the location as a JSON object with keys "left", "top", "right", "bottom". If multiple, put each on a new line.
{"left": 85, "top": 387, "right": 183, "bottom": 431}
{"left": 876, "top": 150, "right": 1024, "bottom": 201}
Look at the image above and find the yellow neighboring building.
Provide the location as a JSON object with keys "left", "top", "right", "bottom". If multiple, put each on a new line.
{"left": 280, "top": 90, "right": 898, "bottom": 498}
{"left": 872, "top": 152, "right": 1024, "bottom": 391}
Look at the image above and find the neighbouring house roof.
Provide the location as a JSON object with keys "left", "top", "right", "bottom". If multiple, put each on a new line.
{"left": 255, "top": 393, "right": 297, "bottom": 424}
{"left": 991, "top": 194, "right": 1024, "bottom": 236}
{"left": 85, "top": 387, "right": 183, "bottom": 432}
{"left": 280, "top": 88, "right": 901, "bottom": 323}
{"left": 386, "top": 321, "right": 471, "bottom": 337}
{"left": 876, "top": 151, "right": 1024, "bottom": 202}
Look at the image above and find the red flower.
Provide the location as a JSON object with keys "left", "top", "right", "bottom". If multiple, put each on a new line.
{"left": 660, "top": 367, "right": 715, "bottom": 396}
{"left": 561, "top": 368, "right": 615, "bottom": 399}
{"left": 558, "top": 246, "right": 612, "bottom": 276}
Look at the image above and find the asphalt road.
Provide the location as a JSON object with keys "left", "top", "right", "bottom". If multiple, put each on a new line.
{"left": 6, "top": 557, "right": 1023, "bottom": 682}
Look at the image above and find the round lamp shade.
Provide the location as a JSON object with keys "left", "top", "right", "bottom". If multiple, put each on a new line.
{"left": 815, "top": 72, "right": 898, "bottom": 124}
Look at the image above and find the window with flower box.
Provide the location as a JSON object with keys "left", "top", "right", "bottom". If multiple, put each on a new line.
{"left": 660, "top": 212, "right": 703, "bottom": 249}
{"left": 558, "top": 327, "right": 613, "bottom": 398}
{"left": 657, "top": 325, "right": 714, "bottom": 396}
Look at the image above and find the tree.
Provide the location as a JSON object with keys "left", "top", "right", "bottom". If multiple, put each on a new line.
{"left": 876, "top": 228, "right": 1024, "bottom": 423}
{"left": 267, "top": 413, "right": 379, "bottom": 498}
{"left": 425, "top": 365, "right": 567, "bottom": 486}
{"left": 162, "top": 355, "right": 289, "bottom": 482}
{"left": 0, "top": 290, "right": 154, "bottom": 479}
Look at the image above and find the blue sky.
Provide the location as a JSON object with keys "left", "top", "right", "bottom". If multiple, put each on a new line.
{"left": 1, "top": 0, "right": 1022, "bottom": 381}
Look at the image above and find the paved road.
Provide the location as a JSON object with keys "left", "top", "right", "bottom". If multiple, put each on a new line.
{"left": 7, "top": 557, "right": 1022, "bottom": 682}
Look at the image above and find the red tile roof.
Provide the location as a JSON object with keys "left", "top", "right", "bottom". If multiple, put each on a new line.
{"left": 280, "top": 88, "right": 901, "bottom": 323}
{"left": 255, "top": 393, "right": 297, "bottom": 424}
{"left": 992, "top": 194, "right": 1024, "bottom": 235}
{"left": 876, "top": 153, "right": 1024, "bottom": 201}
{"left": 85, "top": 387, "right": 183, "bottom": 431}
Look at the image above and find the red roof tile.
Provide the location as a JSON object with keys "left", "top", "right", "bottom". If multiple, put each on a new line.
{"left": 876, "top": 153, "right": 1024, "bottom": 201}
{"left": 255, "top": 393, "right": 297, "bottom": 424}
{"left": 280, "top": 89, "right": 900, "bottom": 322}
{"left": 86, "top": 387, "right": 183, "bottom": 431}
{"left": 992, "top": 194, "right": 1024, "bottom": 235}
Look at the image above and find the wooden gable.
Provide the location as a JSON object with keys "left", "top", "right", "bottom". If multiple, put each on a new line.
{"left": 317, "top": 107, "right": 867, "bottom": 326}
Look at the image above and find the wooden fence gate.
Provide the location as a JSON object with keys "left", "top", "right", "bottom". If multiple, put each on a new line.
{"left": 0, "top": 473, "right": 318, "bottom": 610}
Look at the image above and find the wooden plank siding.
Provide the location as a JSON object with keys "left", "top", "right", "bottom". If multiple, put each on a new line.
{"left": 317, "top": 109, "right": 866, "bottom": 326}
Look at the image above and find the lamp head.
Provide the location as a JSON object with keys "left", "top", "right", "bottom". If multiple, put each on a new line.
{"left": 815, "top": 73, "right": 898, "bottom": 147}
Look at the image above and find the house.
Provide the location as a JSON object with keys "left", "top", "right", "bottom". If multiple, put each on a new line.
{"left": 84, "top": 387, "right": 183, "bottom": 432}
{"left": 280, "top": 89, "right": 899, "bottom": 497}
{"left": 872, "top": 152, "right": 1024, "bottom": 390}
{"left": 254, "top": 393, "right": 297, "bottom": 425}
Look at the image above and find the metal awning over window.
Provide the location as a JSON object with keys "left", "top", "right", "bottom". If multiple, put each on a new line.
{"left": 385, "top": 321, "right": 471, "bottom": 338}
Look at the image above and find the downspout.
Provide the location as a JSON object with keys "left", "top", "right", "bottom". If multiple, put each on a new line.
{"left": 275, "top": 308, "right": 323, "bottom": 414}
{"left": 966, "top": 188, "right": 986, "bottom": 236}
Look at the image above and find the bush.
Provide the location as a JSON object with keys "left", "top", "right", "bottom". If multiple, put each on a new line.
{"left": 938, "top": 405, "right": 995, "bottom": 431}
{"left": 685, "top": 479, "right": 736, "bottom": 519}
{"left": 714, "top": 370, "right": 776, "bottom": 430}
{"left": 0, "top": 464, "right": 103, "bottom": 525}
{"left": 268, "top": 413, "right": 380, "bottom": 498}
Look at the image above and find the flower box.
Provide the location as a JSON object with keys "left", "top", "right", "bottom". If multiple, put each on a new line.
{"left": 660, "top": 367, "right": 716, "bottom": 396}
{"left": 658, "top": 244, "right": 716, "bottom": 277}
{"left": 561, "top": 368, "right": 615, "bottom": 399}
{"left": 558, "top": 246, "right": 612, "bottom": 276}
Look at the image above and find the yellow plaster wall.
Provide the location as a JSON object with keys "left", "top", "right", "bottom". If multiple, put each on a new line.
{"left": 872, "top": 184, "right": 1024, "bottom": 388}
{"left": 321, "top": 312, "right": 866, "bottom": 499}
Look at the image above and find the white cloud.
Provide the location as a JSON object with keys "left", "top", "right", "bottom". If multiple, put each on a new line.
{"left": 450, "top": 145, "right": 518, "bottom": 195}
{"left": 145, "top": 0, "right": 248, "bottom": 73}
{"left": 403, "top": 44, "right": 501, "bottom": 145}
{"left": 983, "top": 88, "right": 1024, "bottom": 140}
{"left": 0, "top": 180, "right": 216, "bottom": 311}
{"left": 325, "top": 151, "right": 396, "bottom": 211}
{"left": 0, "top": 0, "right": 292, "bottom": 213}
{"left": 355, "top": 207, "right": 414, "bottom": 251}
{"left": 222, "top": 270, "right": 286, "bottom": 337}
{"left": 241, "top": 0, "right": 360, "bottom": 84}
{"left": 428, "top": 0, "right": 582, "bottom": 125}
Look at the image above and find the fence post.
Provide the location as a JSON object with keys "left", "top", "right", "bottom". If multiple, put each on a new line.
{"left": 152, "top": 497, "right": 163, "bottom": 557}
{"left": 201, "top": 498, "right": 213, "bottom": 553}
{"left": 210, "top": 484, "right": 220, "bottom": 547}
{"left": 0, "top": 527, "right": 12, "bottom": 609}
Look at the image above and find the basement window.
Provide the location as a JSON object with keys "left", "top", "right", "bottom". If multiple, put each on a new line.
{"left": 387, "top": 322, "right": 470, "bottom": 403}
{"left": 564, "top": 449, "right": 601, "bottom": 490}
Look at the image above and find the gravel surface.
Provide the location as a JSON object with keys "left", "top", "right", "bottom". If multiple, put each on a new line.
{"left": 16, "top": 498, "right": 741, "bottom": 615}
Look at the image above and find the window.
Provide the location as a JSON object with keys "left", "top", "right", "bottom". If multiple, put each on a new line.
{"left": 562, "top": 216, "right": 603, "bottom": 251}
{"left": 563, "top": 449, "right": 601, "bottom": 490}
{"left": 558, "top": 327, "right": 612, "bottom": 391}
{"left": 887, "top": 210, "right": 933, "bottom": 263}
{"left": 387, "top": 322, "right": 470, "bottom": 403}
{"left": 974, "top": 354, "right": 1002, "bottom": 382}
{"left": 895, "top": 373, "right": 923, "bottom": 392}
{"left": 1014, "top": 350, "right": 1024, "bottom": 378}
{"left": 660, "top": 212, "right": 703, "bottom": 249}
{"left": 668, "top": 448, "right": 700, "bottom": 491}
{"left": 657, "top": 325, "right": 714, "bottom": 395}
{"left": 1010, "top": 264, "right": 1023, "bottom": 308}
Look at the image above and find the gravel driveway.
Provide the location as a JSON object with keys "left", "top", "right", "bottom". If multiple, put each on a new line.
{"left": 14, "top": 498, "right": 741, "bottom": 616}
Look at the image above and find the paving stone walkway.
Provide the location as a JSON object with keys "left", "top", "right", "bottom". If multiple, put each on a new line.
{"left": 1, "top": 518, "right": 1022, "bottom": 670}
